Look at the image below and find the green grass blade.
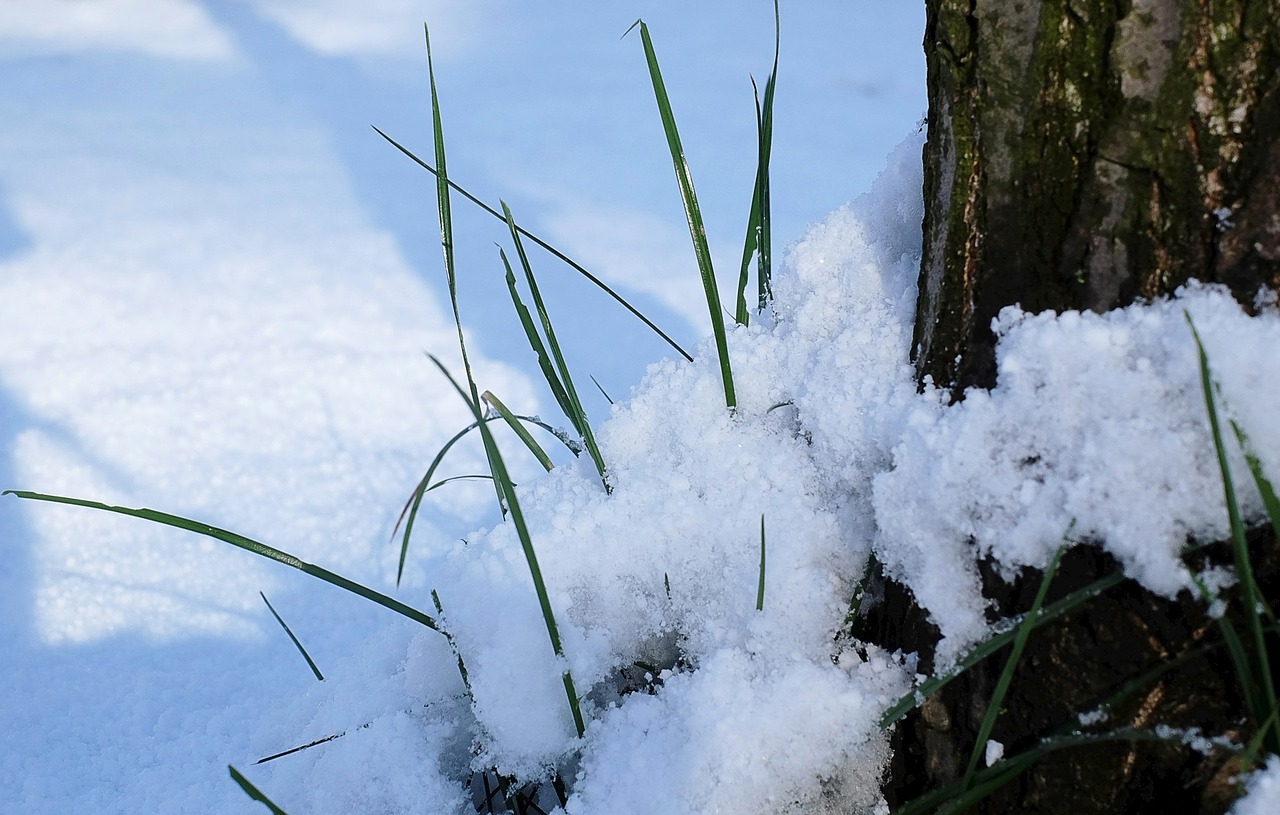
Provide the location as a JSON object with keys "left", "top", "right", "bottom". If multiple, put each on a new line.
{"left": 1191, "top": 570, "right": 1264, "bottom": 727}
{"left": 632, "top": 19, "right": 736, "bottom": 411}
{"left": 393, "top": 412, "right": 587, "bottom": 585}
{"left": 3, "top": 490, "right": 442, "bottom": 633}
{"left": 895, "top": 727, "right": 1234, "bottom": 815}
{"left": 482, "top": 390, "right": 555, "bottom": 472}
{"left": 1230, "top": 418, "right": 1280, "bottom": 538}
{"left": 432, "top": 589, "right": 473, "bottom": 696}
{"left": 423, "top": 25, "right": 472, "bottom": 403}
{"left": 501, "top": 201, "right": 609, "bottom": 491}
{"left": 1188, "top": 314, "right": 1279, "bottom": 752}
{"left": 421, "top": 22, "right": 507, "bottom": 523}
{"left": 499, "top": 246, "right": 575, "bottom": 421}
{"left": 963, "top": 543, "right": 1067, "bottom": 789}
{"left": 879, "top": 569, "right": 1126, "bottom": 729}
{"left": 427, "top": 355, "right": 586, "bottom": 737}
{"left": 735, "top": 0, "right": 779, "bottom": 322}
{"left": 756, "top": 514, "right": 766, "bottom": 612}
{"left": 229, "top": 765, "right": 291, "bottom": 815}
{"left": 372, "top": 126, "right": 693, "bottom": 363}
{"left": 589, "top": 375, "right": 614, "bottom": 405}
{"left": 260, "top": 592, "right": 324, "bottom": 682}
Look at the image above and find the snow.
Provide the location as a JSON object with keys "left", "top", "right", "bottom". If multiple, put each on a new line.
{"left": 4, "top": 7, "right": 1279, "bottom": 812}
{"left": 1232, "top": 757, "right": 1280, "bottom": 815}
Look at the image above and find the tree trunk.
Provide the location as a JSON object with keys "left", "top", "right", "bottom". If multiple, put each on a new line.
{"left": 870, "top": 1, "right": 1280, "bottom": 811}
{"left": 913, "top": 0, "right": 1280, "bottom": 397}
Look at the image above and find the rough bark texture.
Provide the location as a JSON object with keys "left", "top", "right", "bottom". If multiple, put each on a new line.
{"left": 869, "top": 1, "right": 1280, "bottom": 812}
{"left": 914, "top": 0, "right": 1280, "bottom": 396}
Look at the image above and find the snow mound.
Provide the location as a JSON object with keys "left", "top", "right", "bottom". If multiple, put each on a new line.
{"left": 259, "top": 131, "right": 1278, "bottom": 812}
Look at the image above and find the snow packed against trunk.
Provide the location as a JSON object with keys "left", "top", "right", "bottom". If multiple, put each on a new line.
{"left": 251, "top": 132, "right": 1277, "bottom": 812}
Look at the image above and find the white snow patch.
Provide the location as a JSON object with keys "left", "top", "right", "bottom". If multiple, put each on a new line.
{"left": 1231, "top": 756, "right": 1280, "bottom": 815}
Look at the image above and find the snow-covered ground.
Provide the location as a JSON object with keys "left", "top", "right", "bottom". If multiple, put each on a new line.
{"left": 4, "top": 3, "right": 1279, "bottom": 814}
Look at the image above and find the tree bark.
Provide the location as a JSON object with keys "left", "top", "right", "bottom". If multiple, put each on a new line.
{"left": 870, "top": 1, "right": 1280, "bottom": 811}
{"left": 913, "top": 0, "right": 1280, "bottom": 397}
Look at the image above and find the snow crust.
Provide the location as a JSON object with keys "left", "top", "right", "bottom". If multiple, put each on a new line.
{"left": 250, "top": 132, "right": 1280, "bottom": 811}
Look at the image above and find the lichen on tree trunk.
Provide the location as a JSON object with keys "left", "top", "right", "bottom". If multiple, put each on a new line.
{"left": 914, "top": 0, "right": 1280, "bottom": 397}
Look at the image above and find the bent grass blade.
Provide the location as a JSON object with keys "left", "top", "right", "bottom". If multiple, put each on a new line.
{"left": 878, "top": 569, "right": 1127, "bottom": 729}
{"left": 482, "top": 390, "right": 555, "bottom": 473}
{"left": 3, "top": 490, "right": 442, "bottom": 634}
{"left": 371, "top": 126, "right": 692, "bottom": 363}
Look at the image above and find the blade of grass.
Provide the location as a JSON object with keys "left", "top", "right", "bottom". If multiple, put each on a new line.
{"left": 428, "top": 354, "right": 585, "bottom": 737}
{"left": 898, "top": 726, "right": 1246, "bottom": 815}
{"left": 1230, "top": 418, "right": 1280, "bottom": 536}
{"left": 1190, "top": 569, "right": 1263, "bottom": 727}
{"left": 962, "top": 543, "right": 1067, "bottom": 790}
{"left": 835, "top": 553, "right": 880, "bottom": 643}
{"left": 395, "top": 413, "right": 575, "bottom": 587}
{"left": 1189, "top": 314, "right": 1279, "bottom": 753}
{"left": 372, "top": 126, "right": 692, "bottom": 363}
{"left": 735, "top": 0, "right": 779, "bottom": 323}
{"left": 421, "top": 21, "right": 507, "bottom": 525}
{"left": 3, "top": 490, "right": 442, "bottom": 633}
{"left": 482, "top": 390, "right": 554, "bottom": 472}
{"left": 432, "top": 589, "right": 473, "bottom": 696}
{"left": 499, "top": 246, "right": 575, "bottom": 422}
{"left": 756, "top": 514, "right": 766, "bottom": 612}
{"left": 590, "top": 375, "right": 614, "bottom": 405}
{"left": 879, "top": 568, "right": 1127, "bottom": 729}
{"left": 501, "top": 201, "right": 609, "bottom": 491}
{"left": 229, "top": 765, "right": 291, "bottom": 815}
{"left": 630, "top": 19, "right": 736, "bottom": 411}
{"left": 260, "top": 592, "right": 324, "bottom": 682}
